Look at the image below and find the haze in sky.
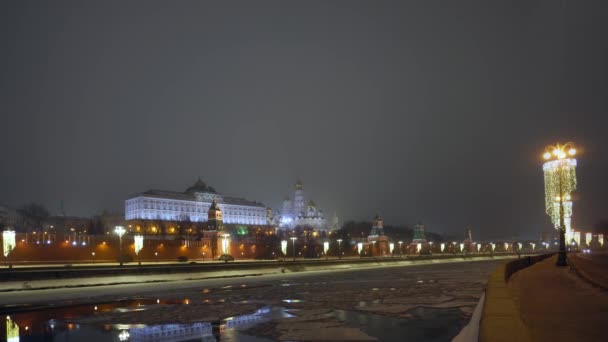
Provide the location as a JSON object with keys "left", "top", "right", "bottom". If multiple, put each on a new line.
{"left": 1, "top": 1, "right": 607, "bottom": 239}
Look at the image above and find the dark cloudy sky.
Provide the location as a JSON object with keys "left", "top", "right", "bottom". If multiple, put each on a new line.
{"left": 1, "top": 1, "right": 607, "bottom": 240}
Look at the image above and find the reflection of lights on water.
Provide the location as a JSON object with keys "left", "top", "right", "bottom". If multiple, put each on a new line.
{"left": 282, "top": 299, "right": 303, "bottom": 303}
{"left": 118, "top": 330, "right": 130, "bottom": 341}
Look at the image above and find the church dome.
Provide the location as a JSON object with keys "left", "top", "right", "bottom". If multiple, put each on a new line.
{"left": 185, "top": 178, "right": 217, "bottom": 193}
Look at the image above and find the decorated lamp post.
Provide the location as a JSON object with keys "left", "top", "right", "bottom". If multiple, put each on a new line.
{"left": 543, "top": 142, "right": 577, "bottom": 266}
{"left": 3, "top": 229, "right": 16, "bottom": 269}
{"left": 114, "top": 226, "right": 126, "bottom": 266}
{"left": 337, "top": 239, "right": 343, "bottom": 259}
{"left": 398, "top": 241, "right": 403, "bottom": 256}
{"left": 323, "top": 241, "right": 329, "bottom": 260}
{"left": 134, "top": 235, "right": 144, "bottom": 265}
{"left": 221, "top": 233, "right": 231, "bottom": 255}
{"left": 290, "top": 237, "right": 297, "bottom": 261}
{"left": 281, "top": 240, "right": 288, "bottom": 257}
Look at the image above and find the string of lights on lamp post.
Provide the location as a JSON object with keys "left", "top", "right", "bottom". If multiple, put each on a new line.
{"left": 542, "top": 142, "right": 577, "bottom": 267}
{"left": 114, "top": 226, "right": 126, "bottom": 266}
{"left": 290, "top": 237, "right": 297, "bottom": 261}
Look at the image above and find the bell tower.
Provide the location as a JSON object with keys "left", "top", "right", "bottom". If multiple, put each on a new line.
{"left": 293, "top": 178, "right": 305, "bottom": 216}
{"left": 207, "top": 199, "right": 223, "bottom": 231}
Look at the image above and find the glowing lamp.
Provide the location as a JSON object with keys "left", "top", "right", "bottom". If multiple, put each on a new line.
{"left": 134, "top": 235, "right": 144, "bottom": 255}
{"left": 3, "top": 229, "right": 16, "bottom": 257}
{"left": 221, "top": 233, "right": 231, "bottom": 255}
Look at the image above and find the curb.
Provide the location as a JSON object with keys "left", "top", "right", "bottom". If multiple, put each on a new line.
{"left": 479, "top": 262, "right": 532, "bottom": 342}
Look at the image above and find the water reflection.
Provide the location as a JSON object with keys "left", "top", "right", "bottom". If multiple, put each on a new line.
{"left": 2, "top": 303, "right": 289, "bottom": 342}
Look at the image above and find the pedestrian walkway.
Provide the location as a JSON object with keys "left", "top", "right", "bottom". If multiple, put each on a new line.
{"left": 508, "top": 254, "right": 608, "bottom": 342}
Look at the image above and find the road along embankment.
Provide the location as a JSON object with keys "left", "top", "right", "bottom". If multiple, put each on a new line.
{"left": 0, "top": 254, "right": 519, "bottom": 292}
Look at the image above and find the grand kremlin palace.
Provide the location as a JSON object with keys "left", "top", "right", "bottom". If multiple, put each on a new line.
{"left": 125, "top": 179, "right": 268, "bottom": 225}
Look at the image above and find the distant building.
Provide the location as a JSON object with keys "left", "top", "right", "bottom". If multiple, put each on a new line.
{"left": 0, "top": 204, "right": 20, "bottom": 229}
{"left": 368, "top": 214, "right": 389, "bottom": 256}
{"left": 279, "top": 179, "right": 326, "bottom": 230}
{"left": 206, "top": 199, "right": 223, "bottom": 231}
{"left": 412, "top": 222, "right": 427, "bottom": 243}
{"left": 329, "top": 212, "right": 340, "bottom": 231}
{"left": 125, "top": 179, "right": 267, "bottom": 225}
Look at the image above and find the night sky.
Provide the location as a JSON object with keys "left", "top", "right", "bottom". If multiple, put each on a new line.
{"left": 1, "top": 1, "right": 607, "bottom": 240}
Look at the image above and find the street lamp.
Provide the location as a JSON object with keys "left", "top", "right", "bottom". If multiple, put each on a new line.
{"left": 3, "top": 229, "right": 16, "bottom": 269}
{"left": 221, "top": 233, "right": 231, "bottom": 255}
{"left": 134, "top": 235, "right": 144, "bottom": 265}
{"left": 91, "top": 251, "right": 96, "bottom": 263}
{"left": 543, "top": 142, "right": 577, "bottom": 266}
{"left": 398, "top": 241, "right": 403, "bottom": 256}
{"left": 114, "top": 226, "right": 126, "bottom": 266}
{"left": 337, "top": 239, "right": 343, "bottom": 259}
{"left": 290, "top": 237, "right": 297, "bottom": 261}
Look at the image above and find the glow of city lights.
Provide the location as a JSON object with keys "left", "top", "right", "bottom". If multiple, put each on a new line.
{"left": 2, "top": 229, "right": 16, "bottom": 257}
{"left": 573, "top": 231, "right": 580, "bottom": 246}
{"left": 6, "top": 315, "right": 19, "bottom": 342}
{"left": 357, "top": 242, "right": 363, "bottom": 254}
{"left": 323, "top": 241, "right": 329, "bottom": 255}
{"left": 490, "top": 243, "right": 495, "bottom": 251}
{"left": 440, "top": 243, "right": 445, "bottom": 252}
{"left": 389, "top": 242, "right": 394, "bottom": 253}
{"left": 476, "top": 243, "right": 481, "bottom": 252}
{"left": 599, "top": 234, "right": 604, "bottom": 246}
{"left": 543, "top": 144, "right": 577, "bottom": 234}
{"left": 504, "top": 242, "right": 509, "bottom": 250}
{"left": 134, "top": 235, "right": 144, "bottom": 255}
{"left": 459, "top": 243, "right": 464, "bottom": 252}
{"left": 281, "top": 240, "right": 287, "bottom": 255}
{"left": 585, "top": 232, "right": 592, "bottom": 246}
{"left": 517, "top": 242, "right": 522, "bottom": 250}
{"left": 530, "top": 243, "right": 535, "bottom": 250}
{"left": 114, "top": 225, "right": 126, "bottom": 237}
{"left": 416, "top": 243, "right": 422, "bottom": 253}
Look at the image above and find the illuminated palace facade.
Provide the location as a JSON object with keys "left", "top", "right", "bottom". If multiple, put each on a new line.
{"left": 279, "top": 179, "right": 327, "bottom": 230}
{"left": 125, "top": 179, "right": 268, "bottom": 225}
